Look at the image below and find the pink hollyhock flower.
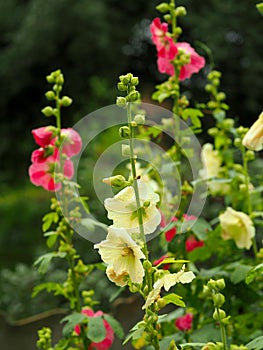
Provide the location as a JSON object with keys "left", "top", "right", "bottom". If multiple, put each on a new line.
{"left": 175, "top": 42, "right": 205, "bottom": 80}
{"left": 32, "top": 127, "right": 56, "bottom": 147}
{"left": 162, "top": 214, "right": 197, "bottom": 242}
{"left": 185, "top": 235, "right": 204, "bottom": 252}
{"left": 74, "top": 308, "right": 114, "bottom": 350}
{"left": 175, "top": 313, "right": 193, "bottom": 331}
{"left": 61, "top": 128, "right": 82, "bottom": 157}
{"left": 153, "top": 255, "right": 170, "bottom": 270}
{"left": 29, "top": 149, "right": 74, "bottom": 191}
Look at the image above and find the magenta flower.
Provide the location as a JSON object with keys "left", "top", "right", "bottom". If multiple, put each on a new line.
{"left": 74, "top": 308, "right": 114, "bottom": 350}
{"left": 29, "top": 149, "right": 74, "bottom": 191}
{"left": 32, "top": 127, "right": 56, "bottom": 147}
{"left": 185, "top": 235, "right": 204, "bottom": 252}
{"left": 61, "top": 128, "right": 82, "bottom": 157}
{"left": 175, "top": 42, "right": 205, "bottom": 80}
{"left": 175, "top": 313, "right": 193, "bottom": 331}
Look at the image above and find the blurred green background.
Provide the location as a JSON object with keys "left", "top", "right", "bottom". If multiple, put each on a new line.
{"left": 0, "top": 0, "right": 262, "bottom": 347}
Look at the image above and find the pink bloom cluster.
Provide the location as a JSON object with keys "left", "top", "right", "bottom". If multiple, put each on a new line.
{"left": 74, "top": 308, "right": 114, "bottom": 350}
{"left": 29, "top": 126, "right": 82, "bottom": 191}
{"left": 162, "top": 214, "right": 204, "bottom": 252}
{"left": 150, "top": 18, "right": 205, "bottom": 80}
{"left": 175, "top": 313, "right": 193, "bottom": 331}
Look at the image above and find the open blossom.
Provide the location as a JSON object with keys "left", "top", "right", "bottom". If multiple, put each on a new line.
{"left": 32, "top": 126, "right": 56, "bottom": 147}
{"left": 199, "top": 143, "right": 230, "bottom": 195}
{"left": 29, "top": 149, "right": 74, "bottom": 191}
{"left": 175, "top": 313, "right": 193, "bottom": 331}
{"left": 94, "top": 226, "right": 145, "bottom": 286}
{"left": 219, "top": 207, "right": 255, "bottom": 249}
{"left": 104, "top": 179, "right": 161, "bottom": 234}
{"left": 242, "top": 111, "right": 263, "bottom": 151}
{"left": 185, "top": 235, "right": 204, "bottom": 252}
{"left": 60, "top": 128, "right": 82, "bottom": 157}
{"left": 142, "top": 265, "right": 195, "bottom": 309}
{"left": 74, "top": 308, "right": 114, "bottom": 350}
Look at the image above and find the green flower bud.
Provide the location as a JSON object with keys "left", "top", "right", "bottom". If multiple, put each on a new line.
{"left": 45, "top": 90, "right": 56, "bottom": 100}
{"left": 236, "top": 126, "right": 248, "bottom": 135}
{"left": 119, "top": 126, "right": 131, "bottom": 138}
{"left": 103, "top": 175, "right": 129, "bottom": 188}
{"left": 212, "top": 293, "right": 225, "bottom": 307}
{"left": 46, "top": 74, "right": 55, "bottom": 84}
{"left": 164, "top": 14, "right": 171, "bottom": 22}
{"left": 53, "top": 84, "right": 62, "bottom": 93}
{"left": 156, "top": 2, "right": 170, "bottom": 13}
{"left": 134, "top": 114, "right": 145, "bottom": 125}
{"left": 143, "top": 200, "right": 150, "bottom": 208}
{"left": 174, "top": 26, "right": 182, "bottom": 36}
{"left": 217, "top": 92, "right": 226, "bottom": 101}
{"left": 56, "top": 74, "right": 64, "bottom": 85}
{"left": 213, "top": 308, "right": 226, "bottom": 321}
{"left": 122, "top": 144, "right": 130, "bottom": 156}
{"left": 82, "top": 290, "right": 94, "bottom": 298}
{"left": 216, "top": 279, "right": 225, "bottom": 290}
{"left": 205, "top": 84, "right": 213, "bottom": 93}
{"left": 221, "top": 118, "right": 234, "bottom": 129}
{"left": 157, "top": 298, "right": 167, "bottom": 309}
{"left": 52, "top": 108, "right": 59, "bottom": 118}
{"left": 234, "top": 138, "right": 242, "bottom": 147}
{"left": 201, "top": 342, "right": 218, "bottom": 350}
{"left": 127, "top": 91, "right": 140, "bottom": 102}
{"left": 207, "top": 101, "right": 218, "bottom": 109}
{"left": 207, "top": 279, "right": 217, "bottom": 290}
{"left": 61, "top": 96, "right": 73, "bottom": 107}
{"left": 116, "top": 96, "right": 127, "bottom": 107}
{"left": 129, "top": 284, "right": 139, "bottom": 293}
{"left": 212, "top": 78, "right": 220, "bottom": 86}
{"left": 208, "top": 127, "right": 219, "bottom": 136}
{"left": 131, "top": 76, "right": 139, "bottom": 86}
{"left": 143, "top": 260, "right": 153, "bottom": 272}
{"left": 41, "top": 106, "right": 54, "bottom": 117}
{"left": 202, "top": 285, "right": 212, "bottom": 298}
{"left": 121, "top": 73, "right": 133, "bottom": 85}
{"left": 117, "top": 82, "right": 127, "bottom": 91}
{"left": 175, "top": 6, "right": 187, "bottom": 16}
{"left": 245, "top": 150, "right": 255, "bottom": 160}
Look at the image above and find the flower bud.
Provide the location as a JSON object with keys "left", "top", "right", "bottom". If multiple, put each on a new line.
{"left": 127, "top": 91, "right": 140, "bottom": 102}
{"left": 103, "top": 175, "right": 128, "bottom": 188}
{"left": 234, "top": 138, "right": 242, "bottom": 147}
{"left": 216, "top": 279, "right": 225, "bottom": 290}
{"left": 164, "top": 14, "right": 171, "bottom": 22}
{"left": 119, "top": 126, "right": 131, "bottom": 138}
{"left": 134, "top": 114, "right": 145, "bottom": 125}
{"left": 208, "top": 127, "right": 218, "bottom": 136}
{"left": 213, "top": 308, "right": 226, "bottom": 321}
{"left": 205, "top": 84, "right": 213, "bottom": 93}
{"left": 61, "top": 96, "right": 73, "bottom": 107}
{"left": 175, "top": 6, "right": 187, "bottom": 16}
{"left": 122, "top": 144, "right": 130, "bottom": 156}
{"left": 121, "top": 73, "right": 133, "bottom": 85}
{"left": 212, "top": 293, "right": 225, "bottom": 307}
{"left": 131, "top": 76, "right": 139, "bottom": 86}
{"left": 156, "top": 2, "right": 170, "bottom": 13}
{"left": 245, "top": 150, "right": 255, "bottom": 160}
{"left": 157, "top": 298, "right": 167, "bottom": 309}
{"left": 217, "top": 92, "right": 226, "bottom": 101}
{"left": 45, "top": 90, "right": 56, "bottom": 100}
{"left": 116, "top": 96, "right": 127, "bottom": 107}
{"left": 143, "top": 260, "right": 153, "bottom": 272}
{"left": 174, "top": 26, "right": 182, "bottom": 36}
{"left": 207, "top": 279, "right": 217, "bottom": 290}
{"left": 46, "top": 74, "right": 55, "bottom": 83}
{"left": 53, "top": 84, "right": 62, "bottom": 93}
{"left": 41, "top": 106, "right": 54, "bottom": 117}
{"left": 117, "top": 82, "right": 127, "bottom": 91}
{"left": 56, "top": 74, "right": 64, "bottom": 85}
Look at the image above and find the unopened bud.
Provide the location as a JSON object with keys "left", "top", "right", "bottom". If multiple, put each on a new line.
{"left": 119, "top": 126, "right": 131, "bottom": 138}
{"left": 41, "top": 106, "right": 54, "bottom": 117}
{"left": 212, "top": 293, "right": 225, "bottom": 307}
{"left": 216, "top": 279, "right": 225, "bottom": 290}
{"left": 213, "top": 308, "right": 226, "bottom": 321}
{"left": 131, "top": 76, "right": 139, "bottom": 86}
{"left": 245, "top": 150, "right": 255, "bottom": 160}
{"left": 61, "top": 96, "right": 73, "bottom": 107}
{"left": 117, "top": 82, "right": 127, "bottom": 91}
{"left": 103, "top": 175, "right": 128, "bottom": 188}
{"left": 116, "top": 96, "right": 127, "bottom": 107}
{"left": 134, "top": 114, "right": 145, "bottom": 125}
{"left": 56, "top": 74, "right": 64, "bottom": 85}
{"left": 127, "top": 91, "right": 140, "bottom": 102}
{"left": 45, "top": 90, "right": 56, "bottom": 100}
{"left": 175, "top": 6, "right": 187, "bottom": 16}
{"left": 156, "top": 2, "right": 170, "bottom": 13}
{"left": 157, "top": 298, "right": 167, "bottom": 309}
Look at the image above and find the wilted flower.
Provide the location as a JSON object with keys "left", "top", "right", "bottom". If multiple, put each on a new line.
{"left": 104, "top": 179, "right": 161, "bottom": 234}
{"left": 242, "top": 111, "right": 263, "bottom": 151}
{"left": 74, "top": 308, "right": 114, "bottom": 350}
{"left": 94, "top": 226, "right": 145, "bottom": 286}
{"left": 142, "top": 265, "right": 195, "bottom": 309}
{"left": 219, "top": 207, "right": 255, "bottom": 249}
{"left": 175, "top": 313, "right": 193, "bottom": 331}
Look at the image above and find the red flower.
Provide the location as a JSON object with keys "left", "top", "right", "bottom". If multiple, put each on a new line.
{"left": 61, "top": 128, "right": 82, "bottom": 157}
{"left": 74, "top": 308, "right": 114, "bottom": 350}
{"left": 29, "top": 149, "right": 74, "bottom": 191}
{"left": 175, "top": 313, "right": 193, "bottom": 331}
{"left": 153, "top": 255, "right": 170, "bottom": 270}
{"left": 32, "top": 127, "right": 56, "bottom": 147}
{"left": 185, "top": 235, "right": 204, "bottom": 252}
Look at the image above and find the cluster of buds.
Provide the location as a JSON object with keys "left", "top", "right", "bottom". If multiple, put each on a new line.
{"left": 36, "top": 327, "right": 52, "bottom": 350}
{"left": 116, "top": 73, "right": 140, "bottom": 107}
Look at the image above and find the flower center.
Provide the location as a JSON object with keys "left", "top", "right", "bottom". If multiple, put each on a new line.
{"left": 121, "top": 247, "right": 134, "bottom": 257}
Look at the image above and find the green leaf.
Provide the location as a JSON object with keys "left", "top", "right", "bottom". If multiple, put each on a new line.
{"left": 155, "top": 258, "right": 188, "bottom": 268}
{"left": 163, "top": 293, "right": 185, "bottom": 307}
{"left": 87, "top": 316, "right": 106, "bottom": 342}
{"left": 180, "top": 343, "right": 206, "bottom": 349}
{"left": 34, "top": 252, "right": 67, "bottom": 274}
{"left": 32, "top": 282, "right": 65, "bottom": 298}
{"left": 42, "top": 212, "right": 59, "bottom": 232}
{"left": 246, "top": 335, "right": 263, "bottom": 350}
{"left": 246, "top": 263, "right": 263, "bottom": 284}
{"left": 226, "top": 262, "right": 252, "bottom": 284}
{"left": 191, "top": 218, "right": 212, "bottom": 240}
{"left": 61, "top": 312, "right": 87, "bottom": 337}
{"left": 44, "top": 231, "right": 58, "bottom": 248}
{"left": 104, "top": 314, "right": 124, "bottom": 339}
{"left": 182, "top": 108, "right": 203, "bottom": 129}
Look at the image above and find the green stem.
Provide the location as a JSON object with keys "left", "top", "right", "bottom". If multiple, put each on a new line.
{"left": 242, "top": 147, "right": 258, "bottom": 257}
{"left": 216, "top": 307, "right": 227, "bottom": 350}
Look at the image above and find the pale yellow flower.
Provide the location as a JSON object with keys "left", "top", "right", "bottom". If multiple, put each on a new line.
{"left": 242, "top": 111, "right": 263, "bottom": 151}
{"left": 94, "top": 226, "right": 145, "bottom": 285}
{"left": 142, "top": 265, "right": 195, "bottom": 309}
{"left": 219, "top": 207, "right": 255, "bottom": 249}
{"left": 104, "top": 179, "right": 161, "bottom": 234}
{"left": 199, "top": 143, "right": 230, "bottom": 195}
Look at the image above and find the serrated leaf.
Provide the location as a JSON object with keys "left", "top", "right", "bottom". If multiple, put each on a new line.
{"left": 44, "top": 231, "right": 58, "bottom": 248}
{"left": 87, "top": 316, "right": 106, "bottom": 342}
{"left": 246, "top": 263, "right": 263, "bottom": 284}
{"left": 61, "top": 312, "right": 87, "bottom": 337}
{"left": 32, "top": 282, "right": 65, "bottom": 298}
{"left": 163, "top": 293, "right": 185, "bottom": 307}
{"left": 42, "top": 212, "right": 59, "bottom": 232}
{"left": 34, "top": 252, "right": 67, "bottom": 274}
{"left": 104, "top": 314, "right": 124, "bottom": 339}
{"left": 246, "top": 335, "right": 263, "bottom": 350}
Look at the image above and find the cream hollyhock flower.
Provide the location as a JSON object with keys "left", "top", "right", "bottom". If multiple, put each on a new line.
{"left": 104, "top": 179, "right": 161, "bottom": 234}
{"left": 219, "top": 207, "right": 255, "bottom": 249}
{"left": 199, "top": 143, "right": 229, "bottom": 195}
{"left": 242, "top": 111, "right": 263, "bottom": 151}
{"left": 94, "top": 226, "right": 145, "bottom": 286}
{"left": 142, "top": 265, "right": 195, "bottom": 309}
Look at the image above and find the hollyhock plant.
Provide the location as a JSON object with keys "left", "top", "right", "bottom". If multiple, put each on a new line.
{"left": 104, "top": 179, "right": 161, "bottom": 235}
{"left": 94, "top": 226, "right": 146, "bottom": 286}
{"left": 242, "top": 111, "right": 263, "bottom": 151}
{"left": 29, "top": 148, "right": 74, "bottom": 191}
{"left": 175, "top": 313, "right": 193, "bottom": 331}
{"left": 32, "top": 126, "right": 56, "bottom": 147}
{"left": 219, "top": 207, "right": 255, "bottom": 249}
{"left": 74, "top": 308, "right": 114, "bottom": 350}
